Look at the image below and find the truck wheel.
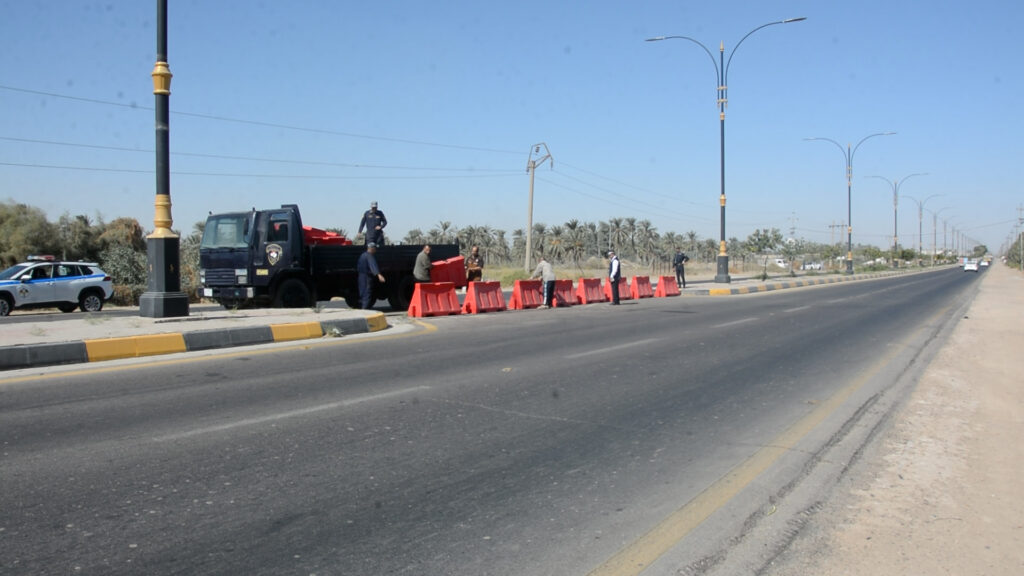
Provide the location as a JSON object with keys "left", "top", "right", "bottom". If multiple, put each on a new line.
{"left": 388, "top": 275, "right": 417, "bottom": 311}
{"left": 273, "top": 279, "right": 312, "bottom": 308}
{"left": 343, "top": 292, "right": 361, "bottom": 309}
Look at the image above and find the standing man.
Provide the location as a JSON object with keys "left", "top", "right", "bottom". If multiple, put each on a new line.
{"left": 673, "top": 247, "right": 690, "bottom": 289}
{"left": 414, "top": 244, "right": 432, "bottom": 283}
{"left": 465, "top": 245, "right": 484, "bottom": 284}
{"left": 530, "top": 256, "right": 556, "bottom": 309}
{"left": 356, "top": 243, "right": 386, "bottom": 309}
{"left": 608, "top": 250, "right": 621, "bottom": 305}
{"left": 358, "top": 201, "right": 387, "bottom": 247}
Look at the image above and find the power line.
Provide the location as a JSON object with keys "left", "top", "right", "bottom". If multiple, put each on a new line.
{"left": 0, "top": 136, "right": 518, "bottom": 173}
{"left": 0, "top": 84, "right": 522, "bottom": 155}
{"left": 0, "top": 161, "right": 520, "bottom": 180}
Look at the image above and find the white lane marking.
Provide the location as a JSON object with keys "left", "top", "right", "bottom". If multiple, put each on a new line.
{"left": 564, "top": 338, "right": 660, "bottom": 359}
{"left": 154, "top": 385, "right": 431, "bottom": 442}
{"left": 712, "top": 317, "right": 758, "bottom": 329}
{"left": 784, "top": 305, "right": 811, "bottom": 313}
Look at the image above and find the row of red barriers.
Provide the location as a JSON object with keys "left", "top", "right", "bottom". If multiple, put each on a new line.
{"left": 408, "top": 276, "right": 679, "bottom": 317}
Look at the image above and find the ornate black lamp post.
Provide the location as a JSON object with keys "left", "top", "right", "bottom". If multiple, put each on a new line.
{"left": 140, "top": 0, "right": 189, "bottom": 318}
{"left": 647, "top": 17, "right": 806, "bottom": 283}
{"left": 805, "top": 133, "right": 895, "bottom": 274}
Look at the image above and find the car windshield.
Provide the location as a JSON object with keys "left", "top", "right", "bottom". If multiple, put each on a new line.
{"left": 200, "top": 214, "right": 253, "bottom": 249}
{"left": 0, "top": 263, "right": 32, "bottom": 280}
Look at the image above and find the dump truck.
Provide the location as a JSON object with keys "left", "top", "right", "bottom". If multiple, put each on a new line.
{"left": 198, "top": 204, "right": 460, "bottom": 310}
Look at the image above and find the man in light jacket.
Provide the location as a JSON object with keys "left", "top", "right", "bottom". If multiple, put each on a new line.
{"left": 530, "top": 256, "right": 556, "bottom": 309}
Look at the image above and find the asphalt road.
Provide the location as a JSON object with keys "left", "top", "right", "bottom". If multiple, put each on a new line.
{"left": 0, "top": 268, "right": 981, "bottom": 575}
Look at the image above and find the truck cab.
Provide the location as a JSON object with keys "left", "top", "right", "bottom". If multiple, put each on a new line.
{"left": 200, "top": 206, "right": 312, "bottom": 308}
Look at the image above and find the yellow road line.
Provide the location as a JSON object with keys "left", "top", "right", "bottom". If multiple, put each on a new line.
{"left": 587, "top": 307, "right": 946, "bottom": 576}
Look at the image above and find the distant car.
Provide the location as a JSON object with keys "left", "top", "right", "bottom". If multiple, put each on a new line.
{"left": 963, "top": 259, "right": 979, "bottom": 272}
{"left": 0, "top": 256, "right": 114, "bottom": 316}
{"left": 980, "top": 259, "right": 990, "bottom": 267}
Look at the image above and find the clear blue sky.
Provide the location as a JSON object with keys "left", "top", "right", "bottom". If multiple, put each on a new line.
{"left": 2, "top": 0, "right": 1022, "bottom": 254}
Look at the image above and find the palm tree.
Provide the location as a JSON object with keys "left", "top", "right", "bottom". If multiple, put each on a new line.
{"left": 686, "top": 230, "right": 700, "bottom": 255}
{"left": 635, "top": 219, "right": 658, "bottom": 266}
{"left": 608, "top": 218, "right": 626, "bottom": 257}
{"left": 624, "top": 217, "right": 637, "bottom": 259}
{"left": 532, "top": 222, "right": 548, "bottom": 261}
{"left": 547, "top": 225, "right": 566, "bottom": 263}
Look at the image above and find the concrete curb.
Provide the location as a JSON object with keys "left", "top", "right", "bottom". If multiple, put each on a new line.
{"left": 685, "top": 271, "right": 913, "bottom": 296}
{"left": 0, "top": 313, "right": 388, "bottom": 371}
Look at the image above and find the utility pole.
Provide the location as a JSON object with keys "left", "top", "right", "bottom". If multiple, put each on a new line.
{"left": 525, "top": 143, "right": 552, "bottom": 272}
{"left": 828, "top": 221, "right": 845, "bottom": 269}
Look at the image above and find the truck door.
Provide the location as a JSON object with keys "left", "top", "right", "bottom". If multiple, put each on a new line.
{"left": 256, "top": 211, "right": 299, "bottom": 285}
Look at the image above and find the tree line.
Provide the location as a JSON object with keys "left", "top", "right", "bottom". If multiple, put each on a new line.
{"left": 7, "top": 199, "right": 974, "bottom": 307}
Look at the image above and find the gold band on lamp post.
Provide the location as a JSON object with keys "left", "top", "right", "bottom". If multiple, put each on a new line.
{"left": 150, "top": 193, "right": 178, "bottom": 238}
{"left": 151, "top": 61, "right": 172, "bottom": 95}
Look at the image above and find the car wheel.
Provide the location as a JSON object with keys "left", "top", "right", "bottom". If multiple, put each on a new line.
{"left": 272, "top": 278, "right": 312, "bottom": 308}
{"left": 79, "top": 291, "right": 104, "bottom": 313}
{"left": 0, "top": 294, "right": 12, "bottom": 317}
{"left": 57, "top": 303, "right": 79, "bottom": 313}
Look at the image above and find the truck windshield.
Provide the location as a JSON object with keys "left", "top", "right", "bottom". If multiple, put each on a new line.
{"left": 201, "top": 214, "right": 252, "bottom": 249}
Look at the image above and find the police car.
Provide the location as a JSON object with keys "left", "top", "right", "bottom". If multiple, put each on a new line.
{"left": 0, "top": 255, "right": 114, "bottom": 316}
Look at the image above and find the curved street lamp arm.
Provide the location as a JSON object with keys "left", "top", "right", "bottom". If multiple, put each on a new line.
{"left": 724, "top": 18, "right": 806, "bottom": 84}
{"left": 804, "top": 136, "right": 849, "bottom": 164}
{"left": 646, "top": 35, "right": 720, "bottom": 82}
{"left": 851, "top": 131, "right": 896, "bottom": 160}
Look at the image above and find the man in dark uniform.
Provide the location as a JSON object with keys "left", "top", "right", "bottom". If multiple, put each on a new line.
{"left": 672, "top": 247, "right": 690, "bottom": 289}
{"left": 357, "top": 243, "right": 385, "bottom": 309}
{"left": 608, "top": 250, "right": 621, "bottom": 305}
{"left": 358, "top": 201, "right": 387, "bottom": 246}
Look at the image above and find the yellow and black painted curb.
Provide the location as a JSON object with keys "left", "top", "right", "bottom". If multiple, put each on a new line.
{"left": 0, "top": 313, "right": 387, "bottom": 372}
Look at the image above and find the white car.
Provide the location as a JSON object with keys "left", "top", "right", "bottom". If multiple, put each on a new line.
{"left": 0, "top": 256, "right": 114, "bottom": 316}
{"left": 963, "top": 259, "right": 979, "bottom": 272}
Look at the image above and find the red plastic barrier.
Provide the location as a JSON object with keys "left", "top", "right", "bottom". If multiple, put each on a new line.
{"left": 302, "top": 226, "right": 351, "bottom": 245}
{"left": 551, "top": 279, "right": 576, "bottom": 308}
{"left": 655, "top": 276, "right": 680, "bottom": 297}
{"left": 407, "top": 282, "right": 461, "bottom": 317}
{"left": 508, "top": 279, "right": 543, "bottom": 310}
{"left": 576, "top": 278, "right": 607, "bottom": 304}
{"left": 429, "top": 256, "right": 468, "bottom": 289}
{"left": 462, "top": 281, "right": 507, "bottom": 314}
{"left": 630, "top": 276, "right": 654, "bottom": 299}
{"left": 603, "top": 278, "right": 632, "bottom": 301}
{"left": 446, "top": 256, "right": 467, "bottom": 289}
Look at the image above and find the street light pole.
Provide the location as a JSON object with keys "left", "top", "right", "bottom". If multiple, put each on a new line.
{"left": 647, "top": 17, "right": 806, "bottom": 283}
{"left": 805, "top": 133, "right": 895, "bottom": 274}
{"left": 932, "top": 207, "right": 952, "bottom": 266}
{"left": 904, "top": 193, "right": 943, "bottom": 266}
{"left": 868, "top": 173, "right": 927, "bottom": 268}
{"left": 140, "top": 0, "right": 189, "bottom": 318}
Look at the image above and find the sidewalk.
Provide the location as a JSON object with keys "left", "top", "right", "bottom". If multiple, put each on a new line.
{"left": 0, "top": 268, "right": 933, "bottom": 372}
{"left": 765, "top": 262, "right": 1024, "bottom": 574}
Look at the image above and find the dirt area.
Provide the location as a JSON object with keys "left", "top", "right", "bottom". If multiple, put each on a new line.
{"left": 765, "top": 262, "right": 1024, "bottom": 574}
